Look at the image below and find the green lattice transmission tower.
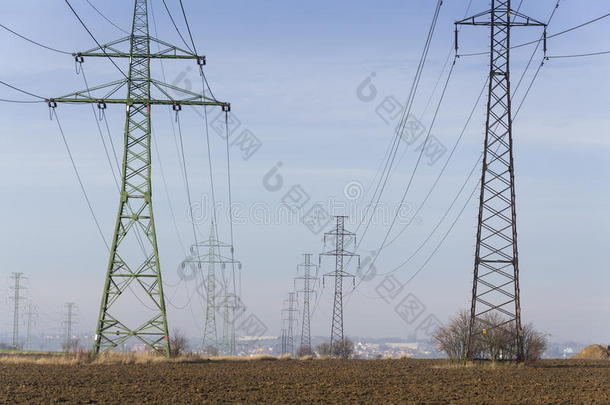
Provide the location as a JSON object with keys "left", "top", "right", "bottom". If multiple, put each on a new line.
{"left": 48, "top": 0, "right": 229, "bottom": 356}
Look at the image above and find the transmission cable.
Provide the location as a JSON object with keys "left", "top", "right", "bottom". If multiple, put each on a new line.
{"left": 80, "top": 64, "right": 120, "bottom": 190}
{"left": 52, "top": 109, "right": 109, "bottom": 250}
{"left": 176, "top": 113, "right": 203, "bottom": 262}
{"left": 0, "top": 98, "right": 43, "bottom": 104}
{"left": 356, "top": 56, "right": 458, "bottom": 286}
{"left": 384, "top": 75, "right": 487, "bottom": 251}
{"left": 0, "top": 23, "right": 71, "bottom": 54}
{"left": 179, "top": 0, "right": 198, "bottom": 54}
{"left": 175, "top": 111, "right": 211, "bottom": 316}
{"left": 149, "top": 1, "right": 201, "bottom": 310}
{"left": 200, "top": 79, "right": 221, "bottom": 241}
{"left": 64, "top": 0, "right": 128, "bottom": 80}
{"left": 84, "top": 0, "right": 129, "bottom": 34}
{"left": 314, "top": 0, "right": 445, "bottom": 316}
{"left": 354, "top": 49, "right": 549, "bottom": 302}
{"left": 224, "top": 110, "right": 239, "bottom": 318}
{"left": 0, "top": 80, "right": 45, "bottom": 100}
{"left": 547, "top": 49, "right": 610, "bottom": 59}
{"left": 161, "top": 0, "right": 194, "bottom": 53}
{"left": 355, "top": 0, "right": 443, "bottom": 247}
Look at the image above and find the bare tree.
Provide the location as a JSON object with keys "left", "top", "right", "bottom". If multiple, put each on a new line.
{"left": 62, "top": 338, "right": 81, "bottom": 353}
{"left": 478, "top": 312, "right": 512, "bottom": 361}
{"left": 315, "top": 342, "right": 331, "bottom": 357}
{"left": 517, "top": 323, "right": 548, "bottom": 362}
{"left": 433, "top": 309, "right": 471, "bottom": 360}
{"left": 169, "top": 329, "right": 189, "bottom": 357}
{"left": 435, "top": 309, "right": 548, "bottom": 362}
{"left": 333, "top": 339, "right": 355, "bottom": 359}
{"left": 296, "top": 345, "right": 315, "bottom": 358}
{"left": 202, "top": 345, "right": 219, "bottom": 357}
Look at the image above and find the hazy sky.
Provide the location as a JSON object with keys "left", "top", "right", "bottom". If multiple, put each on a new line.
{"left": 0, "top": 0, "right": 609, "bottom": 345}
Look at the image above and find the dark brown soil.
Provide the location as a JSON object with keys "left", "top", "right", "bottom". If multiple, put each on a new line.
{"left": 2, "top": 359, "right": 610, "bottom": 404}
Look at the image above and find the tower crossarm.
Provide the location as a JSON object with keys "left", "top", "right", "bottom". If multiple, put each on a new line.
{"left": 456, "top": 8, "right": 546, "bottom": 27}
{"left": 48, "top": 78, "right": 229, "bottom": 108}
{"left": 320, "top": 250, "right": 358, "bottom": 258}
{"left": 74, "top": 35, "right": 206, "bottom": 62}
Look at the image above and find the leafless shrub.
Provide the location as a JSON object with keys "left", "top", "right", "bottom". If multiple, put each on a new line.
{"left": 61, "top": 338, "right": 81, "bottom": 353}
{"left": 296, "top": 345, "right": 315, "bottom": 358}
{"left": 478, "top": 312, "right": 512, "bottom": 361}
{"left": 202, "top": 345, "right": 219, "bottom": 357}
{"left": 434, "top": 309, "right": 548, "bottom": 362}
{"left": 315, "top": 339, "right": 354, "bottom": 359}
{"left": 169, "top": 329, "right": 188, "bottom": 357}
{"left": 518, "top": 323, "right": 549, "bottom": 362}
{"left": 333, "top": 339, "right": 355, "bottom": 359}
{"left": 315, "top": 342, "right": 331, "bottom": 357}
{"left": 433, "top": 309, "right": 471, "bottom": 361}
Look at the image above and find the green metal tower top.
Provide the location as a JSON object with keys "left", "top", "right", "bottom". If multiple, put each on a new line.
{"left": 49, "top": 0, "right": 229, "bottom": 356}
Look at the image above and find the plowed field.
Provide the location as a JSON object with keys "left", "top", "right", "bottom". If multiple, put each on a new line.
{"left": 2, "top": 359, "right": 610, "bottom": 404}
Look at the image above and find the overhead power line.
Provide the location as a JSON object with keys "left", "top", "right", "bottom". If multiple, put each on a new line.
{"left": 0, "top": 79, "right": 46, "bottom": 100}
{"left": 0, "top": 23, "right": 71, "bottom": 54}
{"left": 0, "top": 98, "right": 43, "bottom": 104}
{"left": 179, "top": 0, "right": 198, "bottom": 55}
{"left": 547, "top": 49, "right": 610, "bottom": 59}
{"left": 51, "top": 109, "right": 109, "bottom": 249}
{"left": 64, "top": 0, "right": 128, "bottom": 79}
{"left": 355, "top": 0, "right": 444, "bottom": 248}
{"left": 161, "top": 0, "right": 194, "bottom": 53}
{"left": 84, "top": 0, "right": 129, "bottom": 34}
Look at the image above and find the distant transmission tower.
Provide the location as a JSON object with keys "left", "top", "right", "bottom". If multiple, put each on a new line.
{"left": 456, "top": 1, "right": 545, "bottom": 361}
{"left": 218, "top": 258, "right": 242, "bottom": 356}
{"left": 295, "top": 254, "right": 318, "bottom": 353}
{"left": 63, "top": 303, "right": 77, "bottom": 350}
{"left": 280, "top": 327, "right": 287, "bottom": 356}
{"left": 26, "top": 301, "right": 36, "bottom": 351}
{"left": 320, "top": 216, "right": 359, "bottom": 356}
{"left": 49, "top": 0, "right": 229, "bottom": 356}
{"left": 9, "top": 272, "right": 26, "bottom": 349}
{"left": 281, "top": 292, "right": 298, "bottom": 356}
{"left": 182, "top": 222, "right": 240, "bottom": 353}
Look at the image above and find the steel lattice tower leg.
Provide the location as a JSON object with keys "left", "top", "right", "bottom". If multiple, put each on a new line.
{"left": 456, "top": 1, "right": 545, "bottom": 361}
{"left": 321, "top": 216, "right": 359, "bottom": 357}
{"left": 94, "top": 0, "right": 169, "bottom": 355}
{"left": 296, "top": 254, "right": 318, "bottom": 353}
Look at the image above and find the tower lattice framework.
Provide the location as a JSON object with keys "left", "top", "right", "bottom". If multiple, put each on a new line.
{"left": 456, "top": 0, "right": 545, "bottom": 361}
{"left": 49, "top": 0, "right": 229, "bottom": 355}
{"left": 281, "top": 292, "right": 298, "bottom": 356}
{"left": 295, "top": 253, "right": 318, "bottom": 353}
{"left": 182, "top": 222, "right": 240, "bottom": 353}
{"left": 320, "top": 216, "right": 359, "bottom": 356}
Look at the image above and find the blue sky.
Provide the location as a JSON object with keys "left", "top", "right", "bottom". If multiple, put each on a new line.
{"left": 0, "top": 0, "right": 609, "bottom": 345}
